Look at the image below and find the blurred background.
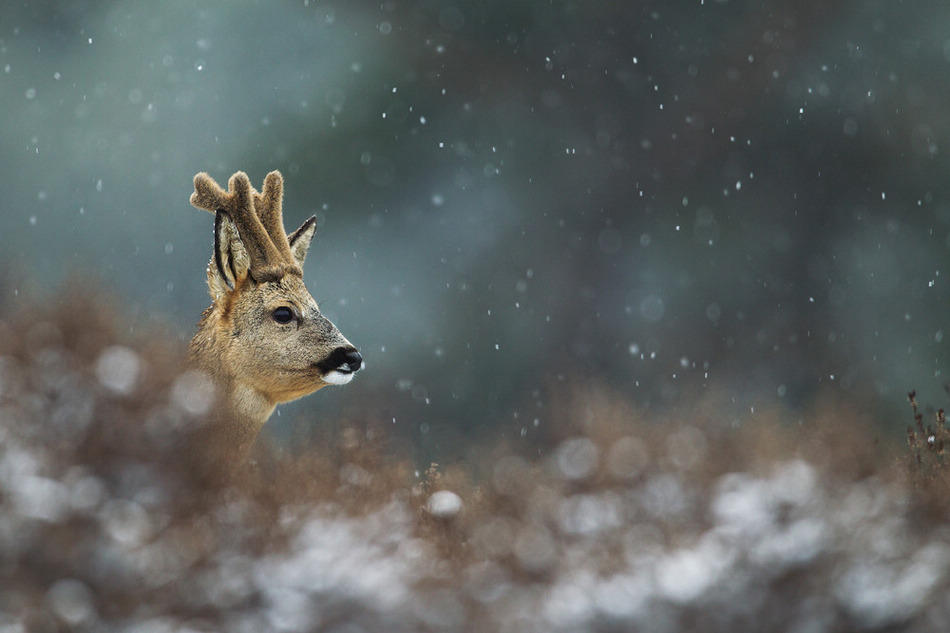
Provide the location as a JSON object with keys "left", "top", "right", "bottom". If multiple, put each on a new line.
{"left": 3, "top": 0, "right": 949, "bottom": 459}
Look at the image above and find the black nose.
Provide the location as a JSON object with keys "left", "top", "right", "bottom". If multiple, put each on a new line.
{"left": 343, "top": 349, "right": 362, "bottom": 372}
{"left": 316, "top": 347, "right": 364, "bottom": 374}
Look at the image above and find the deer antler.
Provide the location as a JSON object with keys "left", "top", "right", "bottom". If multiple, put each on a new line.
{"left": 190, "top": 171, "right": 301, "bottom": 280}
{"left": 253, "top": 171, "right": 297, "bottom": 265}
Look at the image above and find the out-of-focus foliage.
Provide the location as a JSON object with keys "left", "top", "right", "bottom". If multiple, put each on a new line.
{"left": 2, "top": 289, "right": 950, "bottom": 632}
{"left": 2, "top": 1, "right": 949, "bottom": 455}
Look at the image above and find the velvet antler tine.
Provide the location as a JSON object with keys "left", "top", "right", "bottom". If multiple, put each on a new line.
{"left": 255, "top": 171, "right": 296, "bottom": 264}
{"left": 227, "top": 172, "right": 253, "bottom": 214}
{"left": 223, "top": 172, "right": 286, "bottom": 274}
{"left": 190, "top": 172, "right": 229, "bottom": 213}
{"left": 261, "top": 171, "right": 283, "bottom": 210}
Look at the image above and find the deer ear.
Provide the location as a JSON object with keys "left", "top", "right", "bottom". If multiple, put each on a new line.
{"left": 287, "top": 216, "right": 317, "bottom": 267}
{"left": 208, "top": 210, "right": 250, "bottom": 300}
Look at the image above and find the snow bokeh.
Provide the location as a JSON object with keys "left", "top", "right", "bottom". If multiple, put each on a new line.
{"left": 2, "top": 295, "right": 949, "bottom": 632}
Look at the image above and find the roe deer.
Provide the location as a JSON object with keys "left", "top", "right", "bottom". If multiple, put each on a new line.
{"left": 187, "top": 170, "right": 362, "bottom": 447}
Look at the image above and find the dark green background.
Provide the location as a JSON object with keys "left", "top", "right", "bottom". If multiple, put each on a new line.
{"left": 4, "top": 1, "right": 948, "bottom": 456}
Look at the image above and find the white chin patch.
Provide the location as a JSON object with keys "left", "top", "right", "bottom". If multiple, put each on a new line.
{"left": 323, "top": 370, "right": 355, "bottom": 386}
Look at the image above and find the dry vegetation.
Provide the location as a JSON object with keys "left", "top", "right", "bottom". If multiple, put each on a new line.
{"left": 1, "top": 288, "right": 949, "bottom": 632}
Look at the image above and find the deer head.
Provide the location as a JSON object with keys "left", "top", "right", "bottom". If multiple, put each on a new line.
{"left": 187, "top": 170, "right": 362, "bottom": 437}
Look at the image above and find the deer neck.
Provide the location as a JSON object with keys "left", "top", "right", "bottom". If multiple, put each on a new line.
{"left": 227, "top": 381, "right": 277, "bottom": 431}
{"left": 188, "top": 309, "right": 275, "bottom": 442}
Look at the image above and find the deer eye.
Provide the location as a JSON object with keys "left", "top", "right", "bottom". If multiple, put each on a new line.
{"left": 272, "top": 306, "right": 294, "bottom": 324}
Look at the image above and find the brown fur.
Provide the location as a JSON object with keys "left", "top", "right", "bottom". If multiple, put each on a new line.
{"left": 188, "top": 171, "right": 360, "bottom": 451}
